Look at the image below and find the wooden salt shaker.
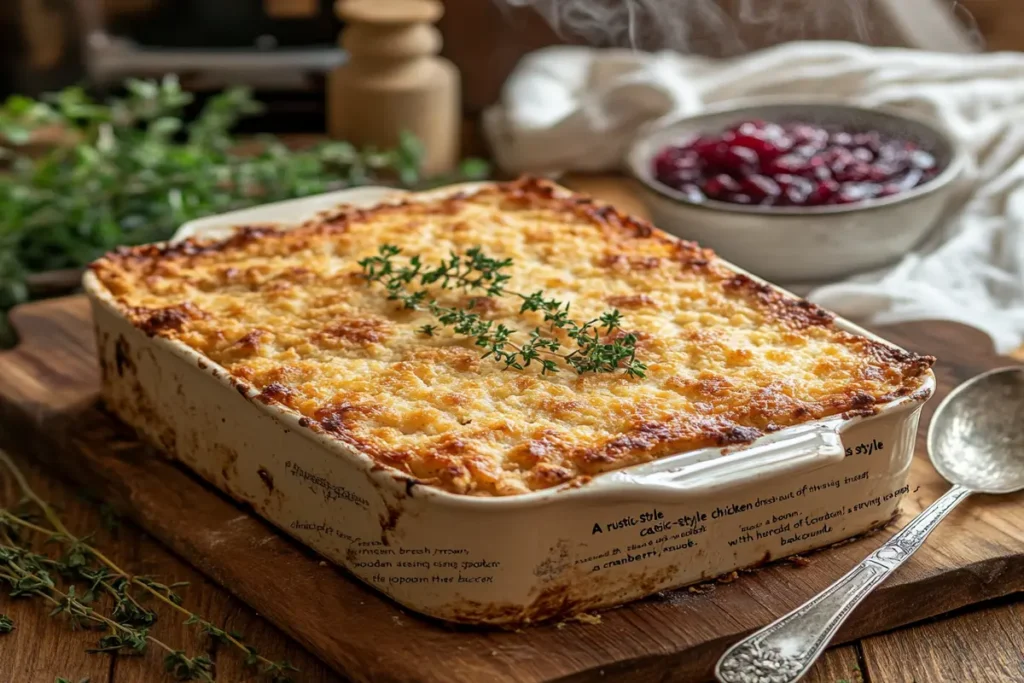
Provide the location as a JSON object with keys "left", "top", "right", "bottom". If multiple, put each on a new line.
{"left": 327, "top": 0, "right": 460, "bottom": 176}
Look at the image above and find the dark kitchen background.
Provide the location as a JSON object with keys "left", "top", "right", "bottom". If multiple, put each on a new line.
{"left": 3, "top": 0, "right": 1016, "bottom": 138}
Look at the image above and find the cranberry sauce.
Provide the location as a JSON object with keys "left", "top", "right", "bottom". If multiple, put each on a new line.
{"left": 652, "top": 120, "right": 940, "bottom": 208}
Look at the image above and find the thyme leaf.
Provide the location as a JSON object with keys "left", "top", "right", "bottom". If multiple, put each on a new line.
{"left": 0, "top": 448, "right": 300, "bottom": 682}
{"left": 360, "top": 245, "right": 648, "bottom": 378}
{"left": 164, "top": 651, "right": 215, "bottom": 682}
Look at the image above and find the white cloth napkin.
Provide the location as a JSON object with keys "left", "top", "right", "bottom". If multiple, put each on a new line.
{"left": 483, "top": 41, "right": 1024, "bottom": 354}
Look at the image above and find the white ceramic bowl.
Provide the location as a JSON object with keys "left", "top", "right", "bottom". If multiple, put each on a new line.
{"left": 627, "top": 101, "right": 967, "bottom": 283}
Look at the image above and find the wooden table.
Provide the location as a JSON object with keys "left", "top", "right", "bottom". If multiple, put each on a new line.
{"left": 1, "top": 175, "right": 1022, "bottom": 683}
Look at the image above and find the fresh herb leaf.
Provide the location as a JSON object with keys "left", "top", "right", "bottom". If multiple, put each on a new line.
{"left": 360, "top": 245, "right": 646, "bottom": 378}
{"left": 163, "top": 650, "right": 214, "bottom": 682}
{"left": 0, "top": 448, "right": 298, "bottom": 681}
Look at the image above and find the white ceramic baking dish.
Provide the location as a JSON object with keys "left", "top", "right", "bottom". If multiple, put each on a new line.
{"left": 82, "top": 182, "right": 935, "bottom": 626}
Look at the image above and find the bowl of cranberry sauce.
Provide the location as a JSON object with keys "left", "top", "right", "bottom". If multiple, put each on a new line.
{"left": 653, "top": 121, "right": 939, "bottom": 208}
{"left": 628, "top": 102, "right": 965, "bottom": 282}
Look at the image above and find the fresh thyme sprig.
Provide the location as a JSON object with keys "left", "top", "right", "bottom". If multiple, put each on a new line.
{"left": 0, "top": 548, "right": 214, "bottom": 682}
{"left": 0, "top": 77, "right": 491, "bottom": 349}
{"left": 358, "top": 245, "right": 648, "bottom": 378}
{"left": 0, "top": 449, "right": 299, "bottom": 682}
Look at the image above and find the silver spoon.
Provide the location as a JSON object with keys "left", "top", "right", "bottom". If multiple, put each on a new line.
{"left": 715, "top": 366, "right": 1024, "bottom": 683}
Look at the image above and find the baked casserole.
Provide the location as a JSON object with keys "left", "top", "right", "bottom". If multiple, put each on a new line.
{"left": 90, "top": 178, "right": 934, "bottom": 497}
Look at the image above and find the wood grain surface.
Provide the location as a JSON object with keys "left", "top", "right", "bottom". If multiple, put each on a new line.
{"left": 0, "top": 295, "right": 1022, "bottom": 683}
{"left": 0, "top": 447, "right": 344, "bottom": 683}
{"left": 861, "top": 598, "right": 1024, "bottom": 682}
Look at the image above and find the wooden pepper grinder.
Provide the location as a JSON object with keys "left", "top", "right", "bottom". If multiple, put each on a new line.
{"left": 327, "top": 0, "right": 460, "bottom": 176}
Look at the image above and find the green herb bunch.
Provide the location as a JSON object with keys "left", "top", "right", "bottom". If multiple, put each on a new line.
{"left": 359, "top": 245, "right": 647, "bottom": 378}
{"left": 0, "top": 449, "right": 298, "bottom": 682}
{"left": 0, "top": 76, "right": 489, "bottom": 344}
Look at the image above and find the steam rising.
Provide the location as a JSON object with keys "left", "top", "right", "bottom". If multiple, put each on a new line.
{"left": 498, "top": 0, "right": 980, "bottom": 54}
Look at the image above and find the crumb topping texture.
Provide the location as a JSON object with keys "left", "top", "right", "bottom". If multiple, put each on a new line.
{"left": 91, "top": 178, "right": 934, "bottom": 496}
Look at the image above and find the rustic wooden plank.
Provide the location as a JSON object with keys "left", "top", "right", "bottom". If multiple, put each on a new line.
{"left": 216, "top": 604, "right": 346, "bottom": 683}
{"left": 107, "top": 533, "right": 220, "bottom": 683}
{"left": 0, "top": 598, "right": 114, "bottom": 683}
{"left": 803, "top": 646, "right": 865, "bottom": 683}
{"left": 861, "top": 598, "right": 1024, "bottom": 682}
{"left": 0, "top": 446, "right": 340, "bottom": 683}
{"left": 958, "top": 0, "right": 1024, "bottom": 52}
{"left": 2, "top": 296, "right": 1023, "bottom": 683}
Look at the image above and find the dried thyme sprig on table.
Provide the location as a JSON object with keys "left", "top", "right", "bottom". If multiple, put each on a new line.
{"left": 0, "top": 543, "right": 214, "bottom": 682}
{"left": 359, "top": 245, "right": 648, "bottom": 378}
{"left": 0, "top": 449, "right": 299, "bottom": 682}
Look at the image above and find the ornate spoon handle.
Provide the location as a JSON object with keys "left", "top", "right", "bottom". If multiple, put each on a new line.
{"left": 715, "top": 485, "right": 973, "bottom": 683}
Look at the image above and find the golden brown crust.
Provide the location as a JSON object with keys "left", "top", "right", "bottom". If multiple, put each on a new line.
{"left": 91, "top": 177, "right": 934, "bottom": 496}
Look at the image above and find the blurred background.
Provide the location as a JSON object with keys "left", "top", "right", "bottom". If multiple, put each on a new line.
{"left": 0, "top": 0, "right": 1019, "bottom": 344}
{"left": 1, "top": 0, "right": 1014, "bottom": 134}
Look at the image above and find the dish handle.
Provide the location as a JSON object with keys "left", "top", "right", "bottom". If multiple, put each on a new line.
{"left": 583, "top": 421, "right": 846, "bottom": 502}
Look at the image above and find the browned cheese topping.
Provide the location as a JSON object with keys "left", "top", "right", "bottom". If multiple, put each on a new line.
{"left": 91, "top": 178, "right": 934, "bottom": 496}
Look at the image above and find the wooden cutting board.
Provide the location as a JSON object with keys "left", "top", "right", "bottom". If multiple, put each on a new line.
{"left": 1, "top": 296, "right": 1023, "bottom": 683}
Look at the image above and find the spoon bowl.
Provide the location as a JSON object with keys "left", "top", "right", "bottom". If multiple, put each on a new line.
{"left": 927, "top": 366, "right": 1024, "bottom": 495}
